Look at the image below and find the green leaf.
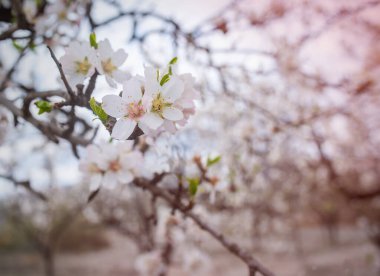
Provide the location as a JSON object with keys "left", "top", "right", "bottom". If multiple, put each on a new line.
{"left": 89, "top": 97, "right": 108, "bottom": 123}
{"left": 169, "top": 57, "right": 178, "bottom": 65}
{"left": 160, "top": 73, "right": 170, "bottom": 86}
{"left": 188, "top": 178, "right": 200, "bottom": 196}
{"left": 12, "top": 40, "right": 23, "bottom": 52}
{"left": 35, "top": 0, "right": 43, "bottom": 7}
{"left": 34, "top": 100, "right": 53, "bottom": 115}
{"left": 29, "top": 41, "right": 36, "bottom": 52}
{"left": 89, "top": 33, "right": 98, "bottom": 49}
{"left": 207, "top": 155, "right": 221, "bottom": 167}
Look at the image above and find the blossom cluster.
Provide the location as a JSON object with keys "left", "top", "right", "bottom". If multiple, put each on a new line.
{"left": 78, "top": 141, "right": 144, "bottom": 191}
{"left": 21, "top": 0, "right": 88, "bottom": 41}
{"left": 102, "top": 66, "right": 199, "bottom": 139}
{"left": 60, "top": 36, "right": 199, "bottom": 140}
{"left": 60, "top": 38, "right": 128, "bottom": 88}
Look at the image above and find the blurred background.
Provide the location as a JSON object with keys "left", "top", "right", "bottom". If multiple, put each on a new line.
{"left": 1, "top": 0, "right": 380, "bottom": 275}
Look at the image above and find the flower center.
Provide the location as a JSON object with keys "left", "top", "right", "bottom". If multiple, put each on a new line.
{"left": 152, "top": 93, "right": 170, "bottom": 115}
{"left": 127, "top": 102, "right": 145, "bottom": 120}
{"left": 75, "top": 57, "right": 91, "bottom": 75}
{"left": 88, "top": 163, "right": 101, "bottom": 173}
{"left": 102, "top": 58, "right": 117, "bottom": 74}
{"left": 58, "top": 11, "right": 67, "bottom": 20}
{"left": 109, "top": 160, "right": 121, "bottom": 172}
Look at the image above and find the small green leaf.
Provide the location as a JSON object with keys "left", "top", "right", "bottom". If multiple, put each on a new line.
{"left": 89, "top": 97, "right": 108, "bottom": 123}
{"left": 169, "top": 57, "right": 178, "bottom": 65}
{"left": 168, "top": 66, "right": 173, "bottom": 75}
{"left": 29, "top": 41, "right": 36, "bottom": 52}
{"left": 89, "top": 32, "right": 98, "bottom": 49}
{"left": 160, "top": 73, "right": 170, "bottom": 86}
{"left": 35, "top": 0, "right": 43, "bottom": 7}
{"left": 207, "top": 155, "right": 221, "bottom": 167}
{"left": 12, "top": 40, "right": 23, "bottom": 52}
{"left": 188, "top": 178, "right": 200, "bottom": 196}
{"left": 34, "top": 100, "right": 53, "bottom": 115}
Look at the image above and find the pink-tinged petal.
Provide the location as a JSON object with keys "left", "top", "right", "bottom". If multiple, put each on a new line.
{"left": 162, "top": 106, "right": 183, "bottom": 121}
{"left": 162, "top": 120, "right": 177, "bottom": 133}
{"left": 122, "top": 78, "right": 143, "bottom": 103}
{"left": 140, "top": 112, "right": 164, "bottom": 130}
{"left": 111, "top": 118, "right": 137, "bottom": 140}
{"left": 102, "top": 95, "right": 124, "bottom": 118}
{"left": 162, "top": 76, "right": 184, "bottom": 103}
{"left": 112, "top": 49, "right": 128, "bottom": 67}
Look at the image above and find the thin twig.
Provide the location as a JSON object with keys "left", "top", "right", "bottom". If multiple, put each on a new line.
{"left": 47, "top": 46, "right": 75, "bottom": 98}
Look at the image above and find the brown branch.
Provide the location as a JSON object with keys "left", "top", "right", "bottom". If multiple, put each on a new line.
{"left": 134, "top": 176, "right": 275, "bottom": 276}
{"left": 47, "top": 46, "right": 75, "bottom": 98}
{"left": 0, "top": 93, "right": 91, "bottom": 145}
{"left": 0, "top": 174, "right": 47, "bottom": 201}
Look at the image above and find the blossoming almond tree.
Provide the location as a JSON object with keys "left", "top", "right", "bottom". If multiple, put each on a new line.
{"left": 56, "top": 35, "right": 273, "bottom": 276}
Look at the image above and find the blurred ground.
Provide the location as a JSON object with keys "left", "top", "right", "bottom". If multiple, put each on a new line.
{"left": 0, "top": 225, "right": 379, "bottom": 276}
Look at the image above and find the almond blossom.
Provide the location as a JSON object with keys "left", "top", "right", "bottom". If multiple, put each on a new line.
{"left": 141, "top": 67, "right": 185, "bottom": 131}
{"left": 78, "top": 144, "right": 104, "bottom": 191}
{"left": 79, "top": 142, "right": 144, "bottom": 190}
{"left": 95, "top": 39, "right": 129, "bottom": 88}
{"left": 102, "top": 78, "right": 149, "bottom": 140}
{"left": 60, "top": 41, "right": 97, "bottom": 87}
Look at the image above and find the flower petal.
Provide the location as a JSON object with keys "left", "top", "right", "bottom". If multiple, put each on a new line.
{"left": 97, "top": 39, "right": 112, "bottom": 58}
{"left": 162, "top": 76, "right": 184, "bottom": 103}
{"left": 111, "top": 118, "right": 137, "bottom": 140}
{"left": 113, "top": 70, "right": 130, "bottom": 83}
{"left": 102, "top": 95, "right": 124, "bottom": 118}
{"left": 140, "top": 112, "right": 164, "bottom": 130}
{"left": 103, "top": 171, "right": 118, "bottom": 189}
{"left": 112, "top": 49, "right": 128, "bottom": 67}
{"left": 162, "top": 106, "right": 183, "bottom": 121}
{"left": 117, "top": 170, "right": 133, "bottom": 184}
{"left": 89, "top": 174, "right": 103, "bottom": 191}
{"left": 122, "top": 78, "right": 143, "bottom": 103}
{"left": 144, "top": 67, "right": 160, "bottom": 96}
{"left": 105, "top": 75, "right": 117, "bottom": 88}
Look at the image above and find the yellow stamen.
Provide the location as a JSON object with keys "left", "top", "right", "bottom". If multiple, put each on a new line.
{"left": 152, "top": 93, "right": 171, "bottom": 116}
{"left": 75, "top": 57, "right": 91, "bottom": 75}
{"left": 102, "top": 58, "right": 117, "bottom": 74}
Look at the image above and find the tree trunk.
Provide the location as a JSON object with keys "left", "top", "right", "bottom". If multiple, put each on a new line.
{"left": 42, "top": 248, "right": 55, "bottom": 276}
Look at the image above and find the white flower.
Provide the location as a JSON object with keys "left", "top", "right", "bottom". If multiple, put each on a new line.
{"left": 22, "top": 0, "right": 37, "bottom": 23}
{"left": 181, "top": 247, "right": 210, "bottom": 273}
{"left": 95, "top": 143, "right": 138, "bottom": 189}
{"left": 78, "top": 144, "right": 104, "bottom": 191}
{"left": 95, "top": 39, "right": 129, "bottom": 88}
{"left": 142, "top": 67, "right": 185, "bottom": 131}
{"left": 135, "top": 250, "right": 164, "bottom": 276}
{"left": 34, "top": 0, "right": 80, "bottom": 37}
{"left": 60, "top": 41, "right": 97, "bottom": 86}
{"left": 102, "top": 77, "right": 149, "bottom": 140}
{"left": 79, "top": 142, "right": 144, "bottom": 190}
